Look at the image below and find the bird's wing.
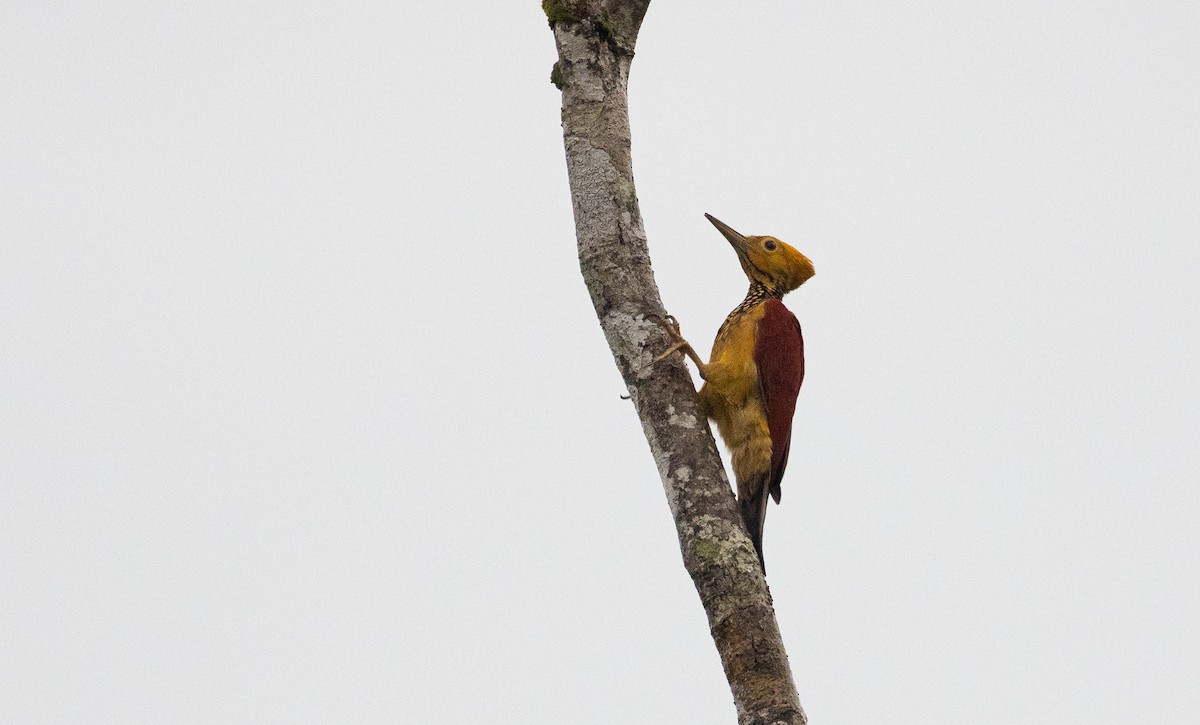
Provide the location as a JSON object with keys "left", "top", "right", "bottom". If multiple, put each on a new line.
{"left": 755, "top": 299, "right": 805, "bottom": 503}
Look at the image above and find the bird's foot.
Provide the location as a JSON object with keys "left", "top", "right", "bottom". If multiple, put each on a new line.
{"left": 652, "top": 316, "right": 692, "bottom": 364}
{"left": 648, "top": 316, "right": 708, "bottom": 379}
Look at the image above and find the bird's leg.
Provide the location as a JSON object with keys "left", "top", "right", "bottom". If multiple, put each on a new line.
{"left": 652, "top": 316, "right": 709, "bottom": 380}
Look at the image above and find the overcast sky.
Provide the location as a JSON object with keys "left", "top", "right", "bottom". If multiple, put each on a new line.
{"left": 3, "top": 2, "right": 1199, "bottom": 723}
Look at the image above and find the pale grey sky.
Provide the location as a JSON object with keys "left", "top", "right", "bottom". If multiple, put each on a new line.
{"left": 3, "top": 2, "right": 1198, "bottom": 723}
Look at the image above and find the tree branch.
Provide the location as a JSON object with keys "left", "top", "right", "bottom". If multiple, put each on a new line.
{"left": 545, "top": 2, "right": 807, "bottom": 723}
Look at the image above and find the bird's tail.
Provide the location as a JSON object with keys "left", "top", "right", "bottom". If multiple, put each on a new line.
{"left": 739, "top": 473, "right": 772, "bottom": 575}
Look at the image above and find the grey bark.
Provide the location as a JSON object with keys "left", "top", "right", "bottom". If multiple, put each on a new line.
{"left": 544, "top": 2, "right": 807, "bottom": 723}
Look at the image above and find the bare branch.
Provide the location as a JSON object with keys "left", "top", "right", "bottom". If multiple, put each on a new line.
{"left": 545, "top": 3, "right": 807, "bottom": 723}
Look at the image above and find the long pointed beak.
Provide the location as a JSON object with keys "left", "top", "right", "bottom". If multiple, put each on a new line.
{"left": 704, "top": 213, "right": 750, "bottom": 255}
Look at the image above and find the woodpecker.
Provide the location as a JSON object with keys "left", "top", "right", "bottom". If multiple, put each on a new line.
{"left": 656, "top": 214, "right": 815, "bottom": 573}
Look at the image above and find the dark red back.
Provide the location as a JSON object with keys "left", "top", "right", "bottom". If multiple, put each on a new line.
{"left": 754, "top": 298, "right": 805, "bottom": 501}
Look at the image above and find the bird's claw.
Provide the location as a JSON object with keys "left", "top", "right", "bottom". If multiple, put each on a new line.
{"left": 651, "top": 315, "right": 690, "bottom": 364}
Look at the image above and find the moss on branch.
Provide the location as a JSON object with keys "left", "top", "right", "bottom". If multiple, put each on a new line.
{"left": 542, "top": 0, "right": 579, "bottom": 25}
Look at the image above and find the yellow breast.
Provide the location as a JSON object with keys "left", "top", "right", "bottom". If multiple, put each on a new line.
{"left": 697, "top": 305, "right": 772, "bottom": 484}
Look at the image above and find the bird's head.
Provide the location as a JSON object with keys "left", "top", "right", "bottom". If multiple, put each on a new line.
{"left": 705, "top": 213, "right": 815, "bottom": 296}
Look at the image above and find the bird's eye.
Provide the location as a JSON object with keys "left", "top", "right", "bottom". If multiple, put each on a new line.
{"left": 764, "top": 240, "right": 777, "bottom": 251}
